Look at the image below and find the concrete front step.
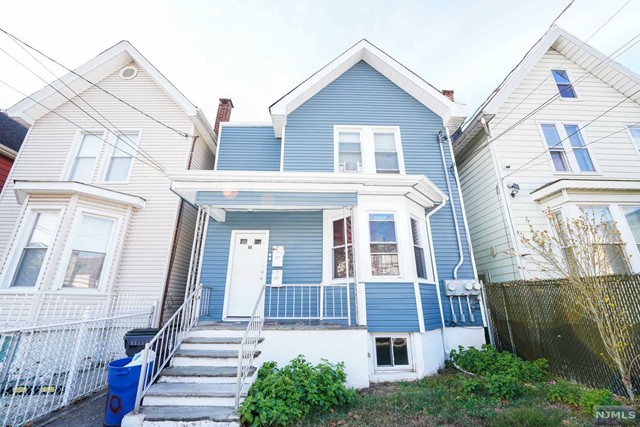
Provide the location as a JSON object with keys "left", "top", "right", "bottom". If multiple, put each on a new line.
{"left": 143, "top": 383, "right": 246, "bottom": 407}
{"left": 123, "top": 406, "right": 239, "bottom": 427}
{"left": 159, "top": 366, "right": 256, "bottom": 384}
{"left": 180, "top": 337, "right": 264, "bottom": 351}
{"left": 172, "top": 349, "right": 260, "bottom": 367}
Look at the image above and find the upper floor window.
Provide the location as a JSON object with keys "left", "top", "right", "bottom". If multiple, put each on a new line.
{"left": 369, "top": 213, "right": 399, "bottom": 276}
{"left": 11, "top": 211, "right": 59, "bottom": 287}
{"left": 540, "top": 123, "right": 595, "bottom": 173}
{"left": 332, "top": 216, "right": 353, "bottom": 279}
{"left": 551, "top": 69, "right": 577, "bottom": 99}
{"left": 63, "top": 214, "right": 115, "bottom": 289}
{"left": 627, "top": 126, "right": 640, "bottom": 154}
{"left": 335, "top": 126, "right": 404, "bottom": 174}
{"left": 104, "top": 133, "right": 139, "bottom": 182}
{"left": 69, "top": 133, "right": 103, "bottom": 182}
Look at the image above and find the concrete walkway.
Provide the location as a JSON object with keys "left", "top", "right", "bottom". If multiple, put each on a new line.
{"left": 34, "top": 389, "right": 107, "bottom": 427}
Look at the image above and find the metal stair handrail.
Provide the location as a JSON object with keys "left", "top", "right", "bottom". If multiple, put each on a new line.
{"left": 235, "top": 283, "right": 267, "bottom": 412}
{"left": 133, "top": 284, "right": 203, "bottom": 413}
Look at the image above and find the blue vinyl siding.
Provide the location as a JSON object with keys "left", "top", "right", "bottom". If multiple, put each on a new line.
{"left": 216, "top": 126, "right": 281, "bottom": 171}
{"left": 196, "top": 191, "right": 357, "bottom": 207}
{"left": 200, "top": 211, "right": 322, "bottom": 320}
{"left": 365, "top": 283, "right": 419, "bottom": 332}
{"left": 420, "top": 284, "right": 442, "bottom": 331}
{"left": 283, "top": 60, "right": 477, "bottom": 328}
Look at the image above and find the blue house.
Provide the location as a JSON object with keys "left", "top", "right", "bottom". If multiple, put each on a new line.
{"left": 168, "top": 40, "right": 485, "bottom": 393}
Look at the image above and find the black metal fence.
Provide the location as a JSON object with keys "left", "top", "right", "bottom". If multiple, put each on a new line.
{"left": 484, "top": 275, "right": 640, "bottom": 397}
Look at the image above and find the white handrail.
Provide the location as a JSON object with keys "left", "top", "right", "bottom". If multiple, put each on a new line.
{"left": 235, "top": 283, "right": 267, "bottom": 411}
{"left": 133, "top": 284, "right": 203, "bottom": 413}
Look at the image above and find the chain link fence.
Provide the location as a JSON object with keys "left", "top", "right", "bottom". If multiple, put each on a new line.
{"left": 484, "top": 275, "right": 640, "bottom": 397}
{"left": 0, "top": 305, "right": 154, "bottom": 426}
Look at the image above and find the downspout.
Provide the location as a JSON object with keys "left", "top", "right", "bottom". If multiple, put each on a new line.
{"left": 437, "top": 131, "right": 464, "bottom": 279}
{"left": 425, "top": 201, "right": 449, "bottom": 359}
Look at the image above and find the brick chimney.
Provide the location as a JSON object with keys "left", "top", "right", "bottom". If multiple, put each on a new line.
{"left": 214, "top": 98, "right": 234, "bottom": 135}
{"left": 442, "top": 90, "right": 455, "bottom": 102}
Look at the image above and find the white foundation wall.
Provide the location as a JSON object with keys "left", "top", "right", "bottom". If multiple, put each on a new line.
{"left": 419, "top": 329, "right": 447, "bottom": 375}
{"left": 444, "top": 326, "right": 486, "bottom": 354}
{"left": 259, "top": 328, "right": 370, "bottom": 389}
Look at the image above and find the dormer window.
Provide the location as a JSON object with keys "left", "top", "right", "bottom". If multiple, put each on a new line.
{"left": 334, "top": 126, "right": 404, "bottom": 174}
{"left": 551, "top": 69, "right": 577, "bottom": 99}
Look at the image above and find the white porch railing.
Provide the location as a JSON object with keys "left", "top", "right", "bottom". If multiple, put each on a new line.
{"left": 265, "top": 284, "right": 351, "bottom": 324}
{"left": 0, "top": 308, "right": 154, "bottom": 427}
{"left": 235, "top": 283, "right": 267, "bottom": 411}
{"left": 133, "top": 284, "right": 203, "bottom": 413}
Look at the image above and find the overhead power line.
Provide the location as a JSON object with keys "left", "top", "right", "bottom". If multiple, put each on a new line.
{"left": 0, "top": 26, "right": 191, "bottom": 138}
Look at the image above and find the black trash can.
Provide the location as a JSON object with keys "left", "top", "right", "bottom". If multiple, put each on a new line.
{"left": 123, "top": 328, "right": 159, "bottom": 357}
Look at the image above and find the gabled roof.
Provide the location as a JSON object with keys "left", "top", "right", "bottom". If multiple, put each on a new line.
{"left": 7, "top": 41, "right": 216, "bottom": 149}
{"left": 454, "top": 25, "right": 640, "bottom": 154}
{"left": 0, "top": 112, "right": 28, "bottom": 157}
{"left": 269, "top": 39, "right": 466, "bottom": 137}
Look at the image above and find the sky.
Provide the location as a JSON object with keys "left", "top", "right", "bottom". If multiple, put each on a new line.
{"left": 1, "top": 0, "right": 639, "bottom": 124}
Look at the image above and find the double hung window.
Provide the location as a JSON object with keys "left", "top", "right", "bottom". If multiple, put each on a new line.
{"left": 580, "top": 206, "right": 629, "bottom": 274}
{"left": 410, "top": 218, "right": 427, "bottom": 279}
{"left": 369, "top": 214, "right": 399, "bottom": 276}
{"left": 623, "top": 206, "right": 640, "bottom": 253}
{"left": 332, "top": 217, "right": 353, "bottom": 279}
{"left": 335, "top": 127, "right": 403, "bottom": 174}
{"left": 540, "top": 123, "right": 595, "bottom": 173}
{"left": 11, "top": 212, "right": 58, "bottom": 287}
{"left": 105, "top": 133, "right": 139, "bottom": 182}
{"left": 551, "top": 69, "right": 577, "bottom": 98}
{"left": 68, "top": 134, "right": 103, "bottom": 182}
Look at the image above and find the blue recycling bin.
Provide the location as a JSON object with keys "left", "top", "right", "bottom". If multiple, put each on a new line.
{"left": 104, "top": 357, "right": 153, "bottom": 427}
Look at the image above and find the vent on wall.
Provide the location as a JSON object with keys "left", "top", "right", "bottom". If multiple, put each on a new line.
{"left": 120, "top": 66, "right": 138, "bottom": 80}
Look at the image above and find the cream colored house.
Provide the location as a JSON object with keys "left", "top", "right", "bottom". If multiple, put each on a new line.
{"left": 454, "top": 26, "right": 640, "bottom": 283}
{"left": 0, "top": 41, "right": 220, "bottom": 326}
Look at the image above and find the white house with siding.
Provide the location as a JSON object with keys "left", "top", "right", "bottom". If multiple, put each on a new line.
{"left": 453, "top": 26, "right": 640, "bottom": 283}
{"left": 0, "top": 41, "right": 219, "bottom": 326}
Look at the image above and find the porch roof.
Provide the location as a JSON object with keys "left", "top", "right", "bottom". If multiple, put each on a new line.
{"left": 169, "top": 170, "right": 447, "bottom": 211}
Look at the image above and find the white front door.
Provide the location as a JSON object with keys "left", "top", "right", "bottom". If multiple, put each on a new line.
{"left": 225, "top": 231, "right": 269, "bottom": 318}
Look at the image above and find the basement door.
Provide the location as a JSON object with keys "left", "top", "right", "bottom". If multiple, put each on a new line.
{"left": 225, "top": 231, "right": 269, "bottom": 318}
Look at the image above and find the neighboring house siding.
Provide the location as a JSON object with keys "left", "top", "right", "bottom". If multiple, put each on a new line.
{"left": 200, "top": 211, "right": 323, "bottom": 320}
{"left": 0, "top": 154, "right": 12, "bottom": 190}
{"left": 0, "top": 61, "right": 193, "bottom": 306}
{"left": 365, "top": 282, "right": 420, "bottom": 332}
{"left": 189, "top": 135, "right": 215, "bottom": 170}
{"left": 216, "top": 126, "right": 281, "bottom": 171}
{"left": 457, "top": 140, "right": 516, "bottom": 283}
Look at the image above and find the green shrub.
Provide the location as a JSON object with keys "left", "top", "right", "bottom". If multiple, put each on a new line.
{"left": 449, "top": 345, "right": 549, "bottom": 383}
{"left": 239, "top": 355, "right": 355, "bottom": 426}
{"left": 492, "top": 407, "right": 569, "bottom": 427}
{"left": 547, "top": 380, "right": 620, "bottom": 415}
{"left": 485, "top": 374, "right": 522, "bottom": 400}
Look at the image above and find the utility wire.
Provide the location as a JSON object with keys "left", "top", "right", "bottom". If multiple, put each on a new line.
{"left": 0, "top": 26, "right": 191, "bottom": 138}
{"left": 0, "top": 45, "right": 166, "bottom": 172}
{"left": 4, "top": 32, "right": 166, "bottom": 172}
{"left": 0, "top": 78, "right": 168, "bottom": 176}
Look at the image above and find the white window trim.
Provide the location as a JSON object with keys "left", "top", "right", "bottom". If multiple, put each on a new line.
{"left": 0, "top": 204, "right": 64, "bottom": 291}
{"left": 52, "top": 207, "right": 123, "bottom": 292}
{"left": 624, "top": 124, "right": 640, "bottom": 160}
{"left": 99, "top": 130, "right": 142, "bottom": 184}
{"left": 322, "top": 209, "right": 356, "bottom": 285}
{"left": 61, "top": 129, "right": 107, "bottom": 183}
{"left": 409, "top": 214, "right": 435, "bottom": 283}
{"left": 333, "top": 125, "right": 405, "bottom": 175}
{"left": 536, "top": 121, "right": 600, "bottom": 175}
{"left": 371, "top": 333, "right": 414, "bottom": 371}
{"left": 549, "top": 67, "right": 581, "bottom": 101}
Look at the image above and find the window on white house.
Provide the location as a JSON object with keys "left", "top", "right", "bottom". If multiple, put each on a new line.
{"left": 332, "top": 216, "right": 353, "bottom": 279}
{"left": 105, "top": 133, "right": 139, "bottom": 181}
{"left": 410, "top": 218, "right": 427, "bottom": 279}
{"left": 338, "top": 132, "right": 362, "bottom": 172}
{"left": 553, "top": 211, "right": 579, "bottom": 275}
{"left": 628, "top": 126, "right": 640, "bottom": 153}
{"left": 335, "top": 126, "right": 403, "bottom": 174}
{"left": 623, "top": 206, "right": 640, "bottom": 253}
{"left": 374, "top": 133, "right": 399, "bottom": 174}
{"left": 369, "top": 213, "right": 399, "bottom": 276}
{"left": 63, "top": 214, "right": 115, "bottom": 289}
{"left": 580, "top": 206, "right": 629, "bottom": 274}
{"left": 541, "top": 123, "right": 595, "bottom": 173}
{"left": 69, "top": 134, "right": 102, "bottom": 182}
{"left": 551, "top": 69, "right": 577, "bottom": 98}
{"left": 11, "top": 212, "right": 58, "bottom": 287}
{"left": 375, "top": 337, "right": 409, "bottom": 367}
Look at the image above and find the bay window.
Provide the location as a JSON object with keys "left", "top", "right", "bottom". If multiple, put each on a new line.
{"left": 580, "top": 206, "right": 629, "bottom": 274}
{"left": 332, "top": 216, "right": 353, "bottom": 279}
{"left": 63, "top": 214, "right": 115, "bottom": 289}
{"left": 369, "top": 213, "right": 399, "bottom": 276}
{"left": 11, "top": 211, "right": 58, "bottom": 287}
{"left": 623, "top": 206, "right": 640, "bottom": 253}
{"left": 410, "top": 218, "right": 427, "bottom": 279}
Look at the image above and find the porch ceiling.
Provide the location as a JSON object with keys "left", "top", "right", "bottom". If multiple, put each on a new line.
{"left": 169, "top": 170, "right": 447, "bottom": 211}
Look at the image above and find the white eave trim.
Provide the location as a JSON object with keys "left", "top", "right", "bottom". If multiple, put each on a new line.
{"left": 0, "top": 144, "right": 18, "bottom": 159}
{"left": 531, "top": 179, "right": 640, "bottom": 202}
{"left": 13, "top": 180, "right": 146, "bottom": 209}
{"left": 269, "top": 39, "right": 466, "bottom": 137}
